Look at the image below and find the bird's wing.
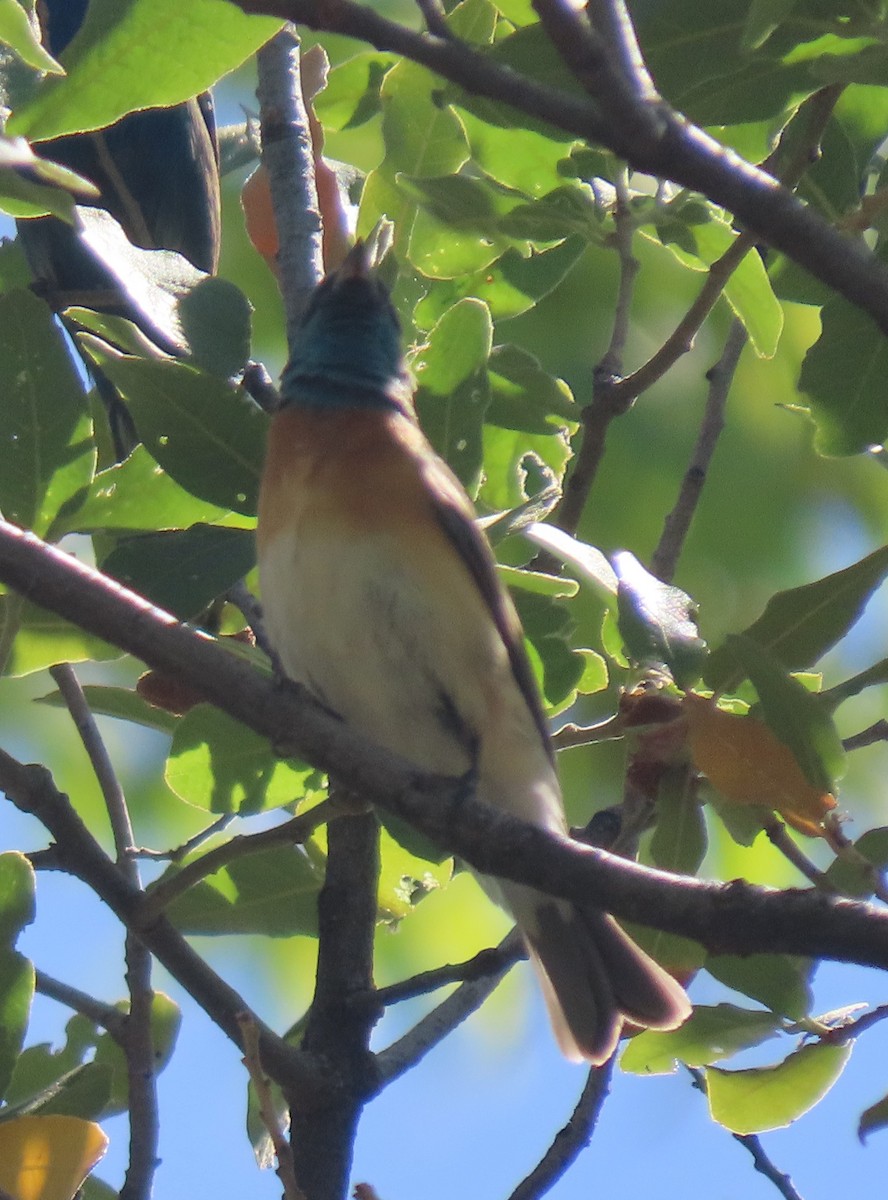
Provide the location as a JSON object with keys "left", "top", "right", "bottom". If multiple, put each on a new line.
{"left": 419, "top": 451, "right": 555, "bottom": 764}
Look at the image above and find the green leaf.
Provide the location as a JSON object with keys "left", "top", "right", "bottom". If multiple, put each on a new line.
{"left": 58, "top": 445, "right": 231, "bottom": 534}
{"left": 824, "top": 827, "right": 888, "bottom": 899}
{"left": 92, "top": 994, "right": 180, "bottom": 1115}
{"left": 314, "top": 52, "right": 394, "bottom": 131}
{"left": 2, "top": 596, "right": 119, "bottom": 678}
{"left": 17, "top": 1063, "right": 113, "bottom": 1121}
{"left": 401, "top": 176, "right": 511, "bottom": 279}
{"left": 648, "top": 766, "right": 707, "bottom": 875}
{"left": 36, "top": 683, "right": 179, "bottom": 736}
{"left": 81, "top": 343, "right": 266, "bottom": 516}
{"left": 414, "top": 237, "right": 586, "bottom": 324}
{"left": 166, "top": 704, "right": 322, "bottom": 815}
{"left": 706, "top": 954, "right": 813, "bottom": 1020}
{"left": 513, "top": 590, "right": 584, "bottom": 710}
{"left": 487, "top": 344, "right": 578, "bottom": 432}
{"left": 165, "top": 844, "right": 323, "bottom": 936}
{"left": 705, "top": 545, "right": 888, "bottom": 691}
{"left": 0, "top": 950, "right": 34, "bottom": 1103}
{"left": 614, "top": 551, "right": 708, "bottom": 687}
{"left": 5, "top": 1015, "right": 97, "bottom": 1111}
{"left": 500, "top": 184, "right": 601, "bottom": 243}
{"left": 414, "top": 298, "right": 492, "bottom": 491}
{"left": 707, "top": 1040, "right": 853, "bottom": 1133}
{"left": 859, "top": 1090, "right": 888, "bottom": 1143}
{"left": 380, "top": 60, "right": 469, "bottom": 179}
{"left": 721, "top": 634, "right": 845, "bottom": 792}
{"left": 741, "top": 0, "right": 799, "bottom": 50}
{"left": 459, "top": 108, "right": 572, "bottom": 197}
{"left": 0, "top": 854, "right": 34, "bottom": 946}
{"left": 0, "top": 289, "right": 94, "bottom": 537}
{"left": 0, "top": 0, "right": 62, "bottom": 72}
{"left": 497, "top": 564, "right": 578, "bottom": 598}
{"left": 8, "top": 0, "right": 282, "bottom": 140}
{"left": 177, "top": 276, "right": 253, "bottom": 379}
{"left": 799, "top": 297, "right": 888, "bottom": 455}
{"left": 100, "top": 525, "right": 255, "bottom": 620}
{"left": 621, "top": 1004, "right": 780, "bottom": 1075}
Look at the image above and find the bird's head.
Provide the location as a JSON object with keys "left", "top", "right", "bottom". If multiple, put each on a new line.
{"left": 280, "top": 241, "right": 409, "bottom": 410}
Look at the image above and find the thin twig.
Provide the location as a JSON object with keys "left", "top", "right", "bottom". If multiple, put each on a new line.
{"left": 376, "top": 930, "right": 522, "bottom": 1084}
{"left": 551, "top": 715, "right": 624, "bottom": 751}
{"left": 843, "top": 720, "right": 888, "bottom": 752}
{"left": 143, "top": 801, "right": 333, "bottom": 918}
{"left": 763, "top": 819, "right": 839, "bottom": 895}
{"left": 652, "top": 319, "right": 747, "bottom": 582}
{"left": 0, "top": 746, "right": 328, "bottom": 1099}
{"left": 687, "top": 1066, "right": 806, "bottom": 1200}
{"left": 414, "top": 0, "right": 452, "bottom": 38}
{"left": 830, "top": 1001, "right": 888, "bottom": 1043}
{"left": 47, "top": 664, "right": 158, "bottom": 1200}
{"left": 35, "top": 969, "right": 128, "bottom": 1043}
{"left": 49, "top": 664, "right": 139, "bottom": 885}
{"left": 507, "top": 1058, "right": 615, "bottom": 1200}
{"left": 599, "top": 165, "right": 640, "bottom": 379}
{"left": 356, "top": 941, "right": 524, "bottom": 1011}
{"left": 256, "top": 26, "right": 324, "bottom": 339}
{"left": 239, "top": 1014, "right": 305, "bottom": 1200}
{"left": 131, "top": 813, "right": 235, "bottom": 862}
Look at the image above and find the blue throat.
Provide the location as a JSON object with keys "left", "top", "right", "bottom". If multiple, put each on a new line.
{"left": 280, "top": 277, "right": 407, "bottom": 411}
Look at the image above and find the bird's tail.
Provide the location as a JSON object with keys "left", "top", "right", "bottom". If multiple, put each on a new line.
{"left": 501, "top": 881, "right": 691, "bottom": 1063}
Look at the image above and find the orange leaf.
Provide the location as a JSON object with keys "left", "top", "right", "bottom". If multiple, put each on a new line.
{"left": 683, "top": 692, "right": 836, "bottom": 838}
{"left": 0, "top": 1115, "right": 108, "bottom": 1200}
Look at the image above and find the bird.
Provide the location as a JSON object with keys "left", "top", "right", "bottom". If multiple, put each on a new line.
{"left": 256, "top": 242, "right": 691, "bottom": 1062}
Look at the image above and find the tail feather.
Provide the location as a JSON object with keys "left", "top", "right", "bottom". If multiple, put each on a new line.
{"left": 502, "top": 882, "right": 691, "bottom": 1064}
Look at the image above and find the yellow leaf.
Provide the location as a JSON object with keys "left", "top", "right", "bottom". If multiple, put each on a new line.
{"left": 684, "top": 692, "right": 836, "bottom": 838}
{"left": 0, "top": 1115, "right": 108, "bottom": 1200}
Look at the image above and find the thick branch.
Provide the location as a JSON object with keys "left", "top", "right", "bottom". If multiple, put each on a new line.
{"left": 229, "top": 0, "right": 888, "bottom": 336}
{"left": 3, "top": 521, "right": 888, "bottom": 970}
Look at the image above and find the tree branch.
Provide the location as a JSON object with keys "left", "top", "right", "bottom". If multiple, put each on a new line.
{"left": 3, "top": 521, "right": 888, "bottom": 972}
{"left": 228, "top": 0, "right": 888, "bottom": 336}
{"left": 507, "top": 1058, "right": 614, "bottom": 1200}
{"left": 0, "top": 742, "right": 330, "bottom": 1101}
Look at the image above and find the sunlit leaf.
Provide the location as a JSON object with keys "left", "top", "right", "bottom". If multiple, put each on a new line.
{"left": 614, "top": 551, "right": 708, "bottom": 687}
{"left": 707, "top": 1040, "right": 853, "bottom": 1133}
{"left": 621, "top": 1004, "right": 779, "bottom": 1075}
{"left": 0, "top": 1114, "right": 108, "bottom": 1200}
{"left": 684, "top": 691, "right": 837, "bottom": 837}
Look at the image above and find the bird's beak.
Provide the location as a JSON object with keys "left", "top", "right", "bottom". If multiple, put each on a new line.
{"left": 337, "top": 239, "right": 372, "bottom": 282}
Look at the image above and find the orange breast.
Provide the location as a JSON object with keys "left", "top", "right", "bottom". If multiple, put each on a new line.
{"left": 257, "top": 404, "right": 444, "bottom": 549}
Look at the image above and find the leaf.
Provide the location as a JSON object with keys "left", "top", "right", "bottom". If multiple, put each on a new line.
{"left": 0, "top": 1114, "right": 108, "bottom": 1200}
{"left": 613, "top": 551, "right": 708, "bottom": 687}
{"left": 413, "top": 298, "right": 492, "bottom": 491}
{"left": 314, "top": 52, "right": 394, "bottom": 131}
{"left": 81, "top": 342, "right": 266, "bottom": 516}
{"left": 706, "top": 1040, "right": 853, "bottom": 1133}
{"left": 0, "top": 950, "right": 34, "bottom": 1103}
{"left": 100, "top": 525, "right": 255, "bottom": 619}
{"left": 0, "top": 138, "right": 95, "bottom": 220}
{"left": 741, "top": 0, "right": 799, "bottom": 50}
{"left": 165, "top": 844, "right": 323, "bottom": 936}
{"left": 706, "top": 954, "right": 813, "bottom": 1021}
{"left": 58, "top": 445, "right": 230, "bottom": 535}
{"left": 522, "top": 525, "right": 618, "bottom": 601}
{"left": 379, "top": 60, "right": 469, "bottom": 180}
{"left": 36, "top": 684, "right": 178, "bottom": 736}
{"left": 0, "top": 1, "right": 62, "bottom": 73}
{"left": 486, "top": 344, "right": 578, "bottom": 433}
{"left": 2, "top": 597, "right": 118, "bottom": 679}
{"left": 648, "top": 766, "right": 707, "bottom": 875}
{"left": 0, "top": 289, "right": 94, "bottom": 538}
{"left": 825, "top": 826, "right": 888, "bottom": 899}
{"left": 91, "top": 994, "right": 180, "bottom": 1116}
{"left": 166, "top": 704, "right": 322, "bottom": 815}
{"left": 0, "top": 854, "right": 35, "bottom": 946}
{"left": 684, "top": 691, "right": 837, "bottom": 838}
{"left": 8, "top": 0, "right": 282, "bottom": 141}
{"left": 512, "top": 590, "right": 584, "bottom": 711}
{"left": 176, "top": 276, "right": 253, "bottom": 379}
{"left": 721, "top": 634, "right": 846, "bottom": 794}
{"left": 799, "top": 296, "right": 888, "bottom": 455}
{"left": 859, "top": 1090, "right": 888, "bottom": 1143}
{"left": 705, "top": 545, "right": 888, "bottom": 690}
{"left": 621, "top": 1004, "right": 780, "bottom": 1075}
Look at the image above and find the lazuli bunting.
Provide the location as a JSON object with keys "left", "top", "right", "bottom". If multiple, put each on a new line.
{"left": 257, "top": 243, "right": 690, "bottom": 1061}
